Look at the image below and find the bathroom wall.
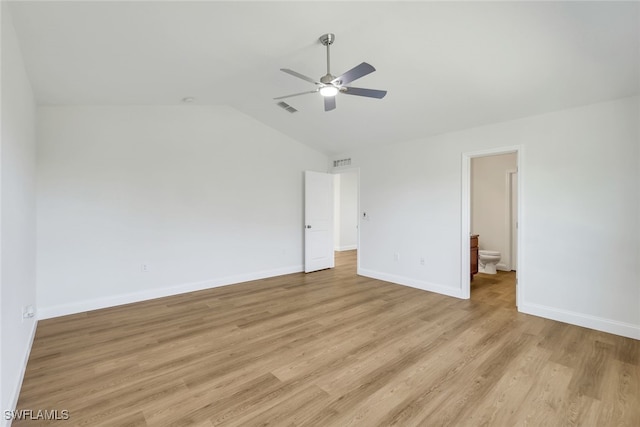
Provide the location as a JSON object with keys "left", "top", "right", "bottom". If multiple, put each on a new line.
{"left": 471, "top": 153, "right": 517, "bottom": 270}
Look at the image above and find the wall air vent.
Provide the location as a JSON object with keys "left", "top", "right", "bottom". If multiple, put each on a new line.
{"left": 333, "top": 158, "right": 352, "bottom": 168}
{"left": 276, "top": 101, "right": 298, "bottom": 113}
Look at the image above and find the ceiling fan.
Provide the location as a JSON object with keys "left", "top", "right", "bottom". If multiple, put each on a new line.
{"left": 274, "top": 33, "right": 387, "bottom": 112}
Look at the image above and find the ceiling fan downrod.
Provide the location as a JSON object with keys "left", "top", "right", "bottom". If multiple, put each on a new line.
{"left": 319, "top": 33, "right": 335, "bottom": 82}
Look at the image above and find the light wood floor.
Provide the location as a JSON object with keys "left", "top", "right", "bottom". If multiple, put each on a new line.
{"left": 16, "top": 251, "right": 640, "bottom": 426}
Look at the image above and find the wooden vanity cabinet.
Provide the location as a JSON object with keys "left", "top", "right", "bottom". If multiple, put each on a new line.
{"left": 470, "top": 235, "right": 479, "bottom": 280}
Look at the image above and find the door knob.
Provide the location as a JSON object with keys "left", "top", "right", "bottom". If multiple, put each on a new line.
{"left": 306, "top": 225, "right": 312, "bottom": 229}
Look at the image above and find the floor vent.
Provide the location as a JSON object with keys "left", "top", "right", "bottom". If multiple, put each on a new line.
{"left": 276, "top": 101, "right": 298, "bottom": 113}
{"left": 333, "top": 158, "right": 352, "bottom": 168}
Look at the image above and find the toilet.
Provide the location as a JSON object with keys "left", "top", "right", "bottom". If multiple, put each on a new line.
{"left": 478, "top": 250, "right": 501, "bottom": 274}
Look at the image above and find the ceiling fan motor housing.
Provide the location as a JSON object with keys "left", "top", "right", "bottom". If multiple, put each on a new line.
{"left": 320, "top": 75, "right": 336, "bottom": 84}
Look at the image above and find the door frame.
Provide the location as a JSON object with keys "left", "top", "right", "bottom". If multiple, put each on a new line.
{"left": 461, "top": 146, "right": 524, "bottom": 308}
{"left": 506, "top": 169, "right": 518, "bottom": 272}
{"left": 504, "top": 169, "right": 518, "bottom": 271}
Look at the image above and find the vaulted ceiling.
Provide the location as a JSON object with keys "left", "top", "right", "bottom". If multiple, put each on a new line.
{"left": 8, "top": 1, "right": 639, "bottom": 155}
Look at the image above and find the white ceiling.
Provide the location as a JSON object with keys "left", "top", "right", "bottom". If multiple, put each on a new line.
{"left": 8, "top": 1, "right": 639, "bottom": 155}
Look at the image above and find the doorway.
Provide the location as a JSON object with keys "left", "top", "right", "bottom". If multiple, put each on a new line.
{"left": 333, "top": 169, "right": 360, "bottom": 271}
{"left": 461, "top": 146, "right": 522, "bottom": 308}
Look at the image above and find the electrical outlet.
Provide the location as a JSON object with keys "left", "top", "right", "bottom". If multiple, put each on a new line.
{"left": 141, "top": 264, "right": 149, "bottom": 273}
{"left": 22, "top": 305, "right": 35, "bottom": 322}
{"left": 420, "top": 257, "right": 425, "bottom": 265}
{"left": 394, "top": 252, "right": 400, "bottom": 262}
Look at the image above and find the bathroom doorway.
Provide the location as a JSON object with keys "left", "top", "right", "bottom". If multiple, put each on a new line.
{"left": 461, "top": 147, "right": 522, "bottom": 308}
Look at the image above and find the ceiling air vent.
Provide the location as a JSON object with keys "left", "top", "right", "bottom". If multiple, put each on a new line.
{"left": 276, "top": 101, "right": 298, "bottom": 114}
{"left": 333, "top": 158, "right": 351, "bottom": 168}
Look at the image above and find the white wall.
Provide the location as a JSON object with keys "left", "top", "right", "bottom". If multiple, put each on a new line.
{"left": 334, "top": 171, "right": 358, "bottom": 251}
{"left": 1, "top": 3, "right": 38, "bottom": 421}
{"left": 36, "top": 106, "right": 327, "bottom": 318}
{"left": 471, "top": 153, "right": 517, "bottom": 269}
{"left": 347, "top": 97, "right": 639, "bottom": 339}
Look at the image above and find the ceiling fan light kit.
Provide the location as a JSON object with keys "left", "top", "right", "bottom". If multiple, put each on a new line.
{"left": 275, "top": 33, "right": 387, "bottom": 112}
{"left": 319, "top": 86, "right": 339, "bottom": 97}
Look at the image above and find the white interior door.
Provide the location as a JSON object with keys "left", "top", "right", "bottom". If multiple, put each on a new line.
{"left": 511, "top": 172, "right": 518, "bottom": 271}
{"left": 305, "top": 171, "right": 335, "bottom": 273}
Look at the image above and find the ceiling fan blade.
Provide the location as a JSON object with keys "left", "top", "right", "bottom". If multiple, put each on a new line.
{"left": 280, "top": 68, "right": 320, "bottom": 85}
{"left": 332, "top": 62, "right": 375, "bottom": 86}
{"left": 324, "top": 96, "right": 336, "bottom": 112}
{"left": 273, "top": 90, "right": 318, "bottom": 100}
{"left": 341, "top": 87, "right": 387, "bottom": 99}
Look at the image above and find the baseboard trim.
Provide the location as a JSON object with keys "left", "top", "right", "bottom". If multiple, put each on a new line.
{"left": 38, "top": 265, "right": 303, "bottom": 319}
{"left": 358, "top": 268, "right": 463, "bottom": 299}
{"left": 335, "top": 245, "right": 357, "bottom": 252}
{"left": 355, "top": 270, "right": 639, "bottom": 339}
{"left": 4, "top": 319, "right": 38, "bottom": 427}
{"left": 519, "top": 302, "right": 640, "bottom": 340}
